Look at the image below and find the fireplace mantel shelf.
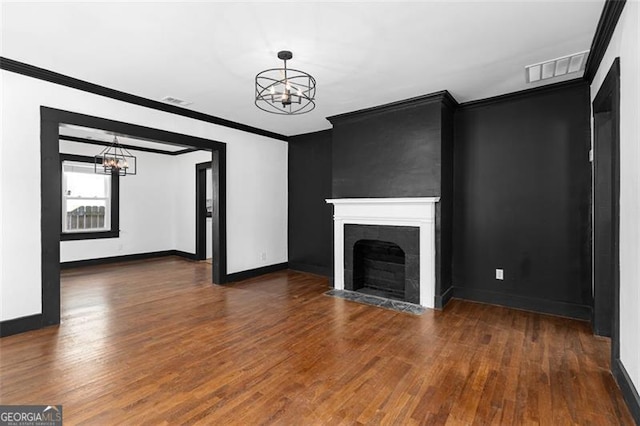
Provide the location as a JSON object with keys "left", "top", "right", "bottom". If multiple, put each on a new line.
{"left": 326, "top": 197, "right": 440, "bottom": 205}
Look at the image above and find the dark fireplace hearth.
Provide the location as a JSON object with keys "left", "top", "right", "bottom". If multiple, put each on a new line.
{"left": 344, "top": 224, "right": 420, "bottom": 304}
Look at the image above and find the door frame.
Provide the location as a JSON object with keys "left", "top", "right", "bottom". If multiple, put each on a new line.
{"left": 195, "top": 161, "right": 212, "bottom": 260}
{"left": 592, "top": 58, "right": 620, "bottom": 361}
{"left": 41, "top": 107, "right": 228, "bottom": 326}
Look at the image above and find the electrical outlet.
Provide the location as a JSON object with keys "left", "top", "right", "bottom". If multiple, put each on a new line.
{"left": 118, "top": 244, "right": 124, "bottom": 252}
{"left": 496, "top": 269, "right": 504, "bottom": 280}
{"left": 261, "top": 252, "right": 267, "bottom": 261}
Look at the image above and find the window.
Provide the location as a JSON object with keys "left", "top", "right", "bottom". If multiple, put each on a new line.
{"left": 61, "top": 154, "right": 119, "bottom": 240}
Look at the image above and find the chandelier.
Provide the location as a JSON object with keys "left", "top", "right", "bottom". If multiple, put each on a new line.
{"left": 94, "top": 136, "right": 137, "bottom": 176}
{"left": 255, "top": 50, "right": 316, "bottom": 115}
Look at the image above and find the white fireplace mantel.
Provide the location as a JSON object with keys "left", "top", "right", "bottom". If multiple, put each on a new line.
{"left": 326, "top": 197, "right": 440, "bottom": 308}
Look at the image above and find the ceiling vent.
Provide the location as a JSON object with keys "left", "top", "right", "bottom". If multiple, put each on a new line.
{"left": 525, "top": 50, "right": 589, "bottom": 83}
{"left": 161, "top": 96, "right": 192, "bottom": 107}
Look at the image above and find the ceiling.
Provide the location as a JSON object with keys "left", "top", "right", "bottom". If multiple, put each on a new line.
{"left": 59, "top": 124, "right": 192, "bottom": 153}
{"left": 1, "top": 1, "right": 604, "bottom": 137}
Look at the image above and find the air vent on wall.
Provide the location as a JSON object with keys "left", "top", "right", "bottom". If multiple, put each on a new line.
{"left": 525, "top": 50, "right": 589, "bottom": 83}
{"left": 161, "top": 96, "right": 193, "bottom": 107}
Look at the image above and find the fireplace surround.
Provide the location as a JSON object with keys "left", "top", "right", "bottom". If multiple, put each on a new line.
{"left": 326, "top": 197, "right": 439, "bottom": 308}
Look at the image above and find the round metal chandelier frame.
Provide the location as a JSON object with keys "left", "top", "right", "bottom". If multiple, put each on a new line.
{"left": 255, "top": 51, "right": 316, "bottom": 115}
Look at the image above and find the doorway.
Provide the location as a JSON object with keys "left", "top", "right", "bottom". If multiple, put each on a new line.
{"left": 40, "top": 107, "right": 228, "bottom": 327}
{"left": 592, "top": 58, "right": 620, "bottom": 362}
{"left": 196, "top": 161, "right": 214, "bottom": 261}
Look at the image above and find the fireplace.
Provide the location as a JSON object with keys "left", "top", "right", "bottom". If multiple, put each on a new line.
{"left": 326, "top": 197, "right": 439, "bottom": 308}
{"left": 354, "top": 239, "right": 405, "bottom": 300}
{"left": 344, "top": 224, "right": 420, "bottom": 304}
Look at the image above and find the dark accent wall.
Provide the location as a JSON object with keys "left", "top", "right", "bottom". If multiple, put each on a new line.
{"left": 453, "top": 81, "right": 592, "bottom": 319}
{"left": 288, "top": 130, "right": 333, "bottom": 276}
{"left": 327, "top": 92, "right": 456, "bottom": 306}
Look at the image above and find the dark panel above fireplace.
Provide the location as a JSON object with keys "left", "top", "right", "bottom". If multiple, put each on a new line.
{"left": 328, "top": 91, "right": 456, "bottom": 199}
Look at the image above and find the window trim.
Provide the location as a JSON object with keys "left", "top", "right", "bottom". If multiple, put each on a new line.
{"left": 60, "top": 153, "right": 119, "bottom": 241}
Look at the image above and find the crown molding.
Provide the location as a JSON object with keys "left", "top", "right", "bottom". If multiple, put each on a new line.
{"left": 583, "top": 0, "right": 627, "bottom": 84}
{"left": 457, "top": 79, "right": 588, "bottom": 111}
{"left": 326, "top": 90, "right": 459, "bottom": 125}
{"left": 0, "top": 56, "right": 289, "bottom": 142}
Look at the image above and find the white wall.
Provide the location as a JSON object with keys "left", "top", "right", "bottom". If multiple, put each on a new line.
{"left": 170, "top": 144, "right": 288, "bottom": 272}
{"left": 59, "top": 140, "right": 177, "bottom": 262}
{"left": 0, "top": 71, "right": 288, "bottom": 321}
{"left": 206, "top": 218, "right": 213, "bottom": 259}
{"left": 173, "top": 150, "right": 212, "bottom": 254}
{"left": 0, "top": 71, "right": 3, "bottom": 323}
{"left": 590, "top": 0, "right": 640, "bottom": 397}
{"left": 225, "top": 134, "right": 288, "bottom": 273}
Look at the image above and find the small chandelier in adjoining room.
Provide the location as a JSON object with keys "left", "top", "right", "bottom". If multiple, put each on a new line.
{"left": 255, "top": 50, "right": 316, "bottom": 115}
{"left": 94, "top": 136, "right": 137, "bottom": 176}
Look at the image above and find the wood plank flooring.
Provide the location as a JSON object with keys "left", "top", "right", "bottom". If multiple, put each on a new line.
{"left": 0, "top": 257, "right": 634, "bottom": 424}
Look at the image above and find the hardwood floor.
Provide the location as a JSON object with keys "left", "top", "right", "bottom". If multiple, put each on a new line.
{"left": 0, "top": 257, "right": 634, "bottom": 424}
